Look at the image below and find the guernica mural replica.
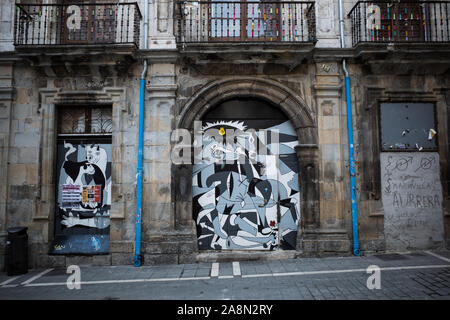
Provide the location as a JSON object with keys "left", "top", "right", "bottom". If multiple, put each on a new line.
{"left": 192, "top": 119, "right": 301, "bottom": 251}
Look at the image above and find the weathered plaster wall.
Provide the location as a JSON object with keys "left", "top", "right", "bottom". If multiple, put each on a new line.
{"left": 381, "top": 152, "right": 444, "bottom": 251}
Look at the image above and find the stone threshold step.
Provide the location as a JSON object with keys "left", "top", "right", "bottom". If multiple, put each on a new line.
{"left": 196, "top": 250, "right": 299, "bottom": 263}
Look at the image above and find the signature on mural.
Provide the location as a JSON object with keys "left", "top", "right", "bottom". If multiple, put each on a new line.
{"left": 193, "top": 120, "right": 300, "bottom": 251}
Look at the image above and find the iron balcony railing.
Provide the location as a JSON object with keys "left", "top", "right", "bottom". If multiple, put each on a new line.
{"left": 175, "top": 1, "right": 316, "bottom": 43}
{"left": 348, "top": 1, "right": 450, "bottom": 46}
{"left": 14, "top": 2, "right": 141, "bottom": 47}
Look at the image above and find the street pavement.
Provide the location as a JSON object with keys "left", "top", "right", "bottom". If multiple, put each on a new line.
{"left": 0, "top": 250, "right": 449, "bottom": 300}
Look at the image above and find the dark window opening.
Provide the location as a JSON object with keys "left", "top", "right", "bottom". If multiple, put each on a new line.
{"left": 203, "top": 97, "right": 288, "bottom": 129}
{"left": 380, "top": 102, "right": 437, "bottom": 151}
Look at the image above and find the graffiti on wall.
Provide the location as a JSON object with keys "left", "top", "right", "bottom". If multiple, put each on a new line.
{"left": 51, "top": 140, "right": 111, "bottom": 254}
{"left": 193, "top": 120, "right": 300, "bottom": 250}
{"left": 380, "top": 152, "right": 444, "bottom": 251}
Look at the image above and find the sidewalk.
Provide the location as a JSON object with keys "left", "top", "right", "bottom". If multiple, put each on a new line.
{"left": 0, "top": 250, "right": 449, "bottom": 300}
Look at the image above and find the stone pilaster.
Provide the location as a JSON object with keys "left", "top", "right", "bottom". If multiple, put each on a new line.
{"left": 149, "top": 0, "right": 177, "bottom": 49}
{"left": 0, "top": 61, "right": 14, "bottom": 270}
{"left": 302, "top": 61, "right": 351, "bottom": 256}
{"left": 0, "top": 0, "right": 15, "bottom": 52}
{"left": 315, "top": 0, "right": 340, "bottom": 48}
{"left": 143, "top": 57, "right": 196, "bottom": 264}
{"left": 143, "top": 60, "right": 177, "bottom": 233}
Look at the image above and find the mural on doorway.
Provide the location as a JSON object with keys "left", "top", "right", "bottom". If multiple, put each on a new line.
{"left": 193, "top": 120, "right": 300, "bottom": 250}
{"left": 51, "top": 140, "right": 111, "bottom": 254}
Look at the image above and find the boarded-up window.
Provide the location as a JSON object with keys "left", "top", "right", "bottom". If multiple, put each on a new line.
{"left": 380, "top": 102, "right": 437, "bottom": 151}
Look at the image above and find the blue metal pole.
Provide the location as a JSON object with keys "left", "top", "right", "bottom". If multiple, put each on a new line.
{"left": 134, "top": 77, "right": 145, "bottom": 267}
{"left": 345, "top": 74, "right": 361, "bottom": 256}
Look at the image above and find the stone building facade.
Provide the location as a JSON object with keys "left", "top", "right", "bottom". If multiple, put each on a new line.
{"left": 0, "top": 0, "right": 449, "bottom": 268}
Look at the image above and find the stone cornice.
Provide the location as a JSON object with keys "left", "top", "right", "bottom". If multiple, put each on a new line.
{"left": 2, "top": 42, "right": 450, "bottom": 64}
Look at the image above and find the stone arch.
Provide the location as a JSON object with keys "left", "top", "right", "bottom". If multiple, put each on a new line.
{"left": 177, "top": 77, "right": 317, "bottom": 145}
{"left": 173, "top": 78, "right": 320, "bottom": 251}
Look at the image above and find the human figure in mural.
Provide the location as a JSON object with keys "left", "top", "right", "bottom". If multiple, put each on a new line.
{"left": 193, "top": 120, "right": 300, "bottom": 251}
{"left": 58, "top": 142, "right": 111, "bottom": 229}
{"left": 204, "top": 167, "right": 278, "bottom": 249}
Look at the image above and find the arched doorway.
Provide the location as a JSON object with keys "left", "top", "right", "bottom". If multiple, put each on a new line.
{"left": 192, "top": 98, "right": 301, "bottom": 251}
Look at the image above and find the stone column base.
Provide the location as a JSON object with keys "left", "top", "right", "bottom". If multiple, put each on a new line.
{"left": 300, "top": 228, "right": 352, "bottom": 257}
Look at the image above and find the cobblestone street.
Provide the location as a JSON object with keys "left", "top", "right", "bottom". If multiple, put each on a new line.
{"left": 1, "top": 250, "right": 449, "bottom": 300}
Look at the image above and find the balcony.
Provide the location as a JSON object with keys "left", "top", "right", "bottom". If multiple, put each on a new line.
{"left": 175, "top": 1, "right": 316, "bottom": 44}
{"left": 14, "top": 2, "right": 141, "bottom": 48}
{"left": 348, "top": 1, "right": 450, "bottom": 46}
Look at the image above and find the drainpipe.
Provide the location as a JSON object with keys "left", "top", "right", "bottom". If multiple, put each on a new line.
{"left": 338, "top": 0, "right": 360, "bottom": 256}
{"left": 134, "top": 0, "right": 149, "bottom": 267}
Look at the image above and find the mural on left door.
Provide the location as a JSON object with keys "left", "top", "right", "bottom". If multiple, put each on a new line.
{"left": 193, "top": 120, "right": 300, "bottom": 250}
{"left": 51, "top": 139, "right": 111, "bottom": 254}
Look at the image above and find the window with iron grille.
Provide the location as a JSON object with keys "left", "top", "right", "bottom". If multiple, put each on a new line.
{"left": 179, "top": 1, "right": 315, "bottom": 42}
{"left": 57, "top": 105, "right": 112, "bottom": 135}
{"left": 349, "top": 1, "right": 450, "bottom": 44}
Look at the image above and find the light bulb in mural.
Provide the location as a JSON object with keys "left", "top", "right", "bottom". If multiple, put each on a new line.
{"left": 201, "top": 120, "right": 250, "bottom": 164}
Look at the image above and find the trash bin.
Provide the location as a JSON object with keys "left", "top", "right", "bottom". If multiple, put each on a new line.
{"left": 5, "top": 227, "right": 28, "bottom": 276}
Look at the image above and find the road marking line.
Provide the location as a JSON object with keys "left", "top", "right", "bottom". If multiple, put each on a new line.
{"left": 20, "top": 268, "right": 54, "bottom": 285}
{"left": 211, "top": 263, "right": 219, "bottom": 277}
{"left": 4, "top": 264, "right": 447, "bottom": 288}
{"left": 0, "top": 276, "right": 21, "bottom": 287}
{"left": 380, "top": 265, "right": 450, "bottom": 271}
{"left": 424, "top": 251, "right": 450, "bottom": 263}
{"left": 1, "top": 284, "right": 18, "bottom": 288}
{"left": 242, "top": 273, "right": 273, "bottom": 278}
{"left": 178, "top": 277, "right": 211, "bottom": 281}
{"left": 232, "top": 262, "right": 241, "bottom": 277}
{"left": 22, "top": 282, "right": 67, "bottom": 287}
{"left": 242, "top": 264, "right": 450, "bottom": 279}
{"left": 24, "top": 276, "right": 212, "bottom": 287}
{"left": 272, "top": 268, "right": 367, "bottom": 277}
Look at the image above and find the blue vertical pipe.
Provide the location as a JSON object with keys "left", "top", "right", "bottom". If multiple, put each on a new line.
{"left": 339, "top": 0, "right": 360, "bottom": 256}
{"left": 134, "top": 0, "right": 148, "bottom": 267}
{"left": 134, "top": 75, "right": 145, "bottom": 267}
{"left": 343, "top": 63, "right": 361, "bottom": 256}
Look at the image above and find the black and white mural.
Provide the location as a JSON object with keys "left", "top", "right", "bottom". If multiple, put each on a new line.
{"left": 193, "top": 118, "right": 300, "bottom": 250}
{"left": 51, "top": 138, "right": 111, "bottom": 254}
